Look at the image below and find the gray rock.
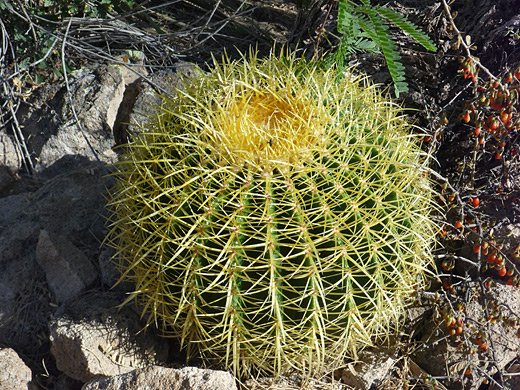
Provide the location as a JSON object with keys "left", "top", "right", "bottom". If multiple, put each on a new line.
{"left": 97, "top": 246, "right": 133, "bottom": 292}
{"left": 0, "top": 157, "right": 112, "bottom": 356}
{"left": 16, "top": 65, "right": 120, "bottom": 172}
{"left": 0, "top": 219, "right": 48, "bottom": 354}
{"left": 49, "top": 291, "right": 168, "bottom": 382}
{"left": 36, "top": 229, "right": 97, "bottom": 303}
{"left": 0, "top": 192, "right": 29, "bottom": 226}
{"left": 24, "top": 155, "right": 113, "bottom": 248}
{"left": 0, "top": 131, "right": 21, "bottom": 172}
{"left": 82, "top": 366, "right": 237, "bottom": 390}
{"left": 0, "top": 165, "right": 16, "bottom": 196}
{"left": 341, "top": 348, "right": 396, "bottom": 390}
{"left": 129, "top": 64, "right": 199, "bottom": 137}
{"left": 0, "top": 348, "right": 35, "bottom": 390}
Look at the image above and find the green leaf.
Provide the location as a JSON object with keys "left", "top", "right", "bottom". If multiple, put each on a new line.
{"left": 355, "top": 10, "right": 408, "bottom": 97}
{"left": 337, "top": 0, "right": 354, "bottom": 35}
{"left": 335, "top": 0, "right": 437, "bottom": 97}
{"left": 375, "top": 6, "right": 437, "bottom": 52}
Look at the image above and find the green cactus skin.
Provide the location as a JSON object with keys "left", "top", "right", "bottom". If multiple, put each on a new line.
{"left": 106, "top": 51, "right": 437, "bottom": 377}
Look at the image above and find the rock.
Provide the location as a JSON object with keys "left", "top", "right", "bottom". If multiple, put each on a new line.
{"left": 0, "top": 156, "right": 112, "bottom": 357}
{"left": 0, "top": 192, "right": 29, "bottom": 226}
{"left": 82, "top": 366, "right": 237, "bottom": 390}
{"left": 97, "top": 246, "right": 134, "bottom": 292}
{"left": 49, "top": 291, "right": 168, "bottom": 382}
{"left": 129, "top": 64, "right": 198, "bottom": 136}
{"left": 0, "top": 218, "right": 49, "bottom": 355}
{"left": 109, "top": 52, "right": 148, "bottom": 146}
{"left": 0, "top": 165, "right": 16, "bottom": 196}
{"left": 36, "top": 229, "right": 97, "bottom": 303}
{"left": 0, "top": 348, "right": 36, "bottom": 390}
{"left": 341, "top": 348, "right": 397, "bottom": 390}
{"left": 23, "top": 156, "right": 113, "bottom": 256}
{"left": 17, "top": 64, "right": 120, "bottom": 172}
{"left": 0, "top": 131, "right": 21, "bottom": 172}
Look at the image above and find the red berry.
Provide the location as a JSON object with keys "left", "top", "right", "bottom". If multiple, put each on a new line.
{"left": 505, "top": 72, "right": 513, "bottom": 83}
{"left": 463, "top": 111, "right": 470, "bottom": 123}
{"left": 487, "top": 254, "right": 496, "bottom": 264}
{"left": 455, "top": 221, "right": 462, "bottom": 229}
{"left": 473, "top": 126, "right": 481, "bottom": 136}
{"left": 473, "top": 244, "right": 481, "bottom": 253}
{"left": 507, "top": 277, "right": 514, "bottom": 286}
{"left": 498, "top": 267, "right": 507, "bottom": 277}
{"left": 489, "top": 120, "right": 500, "bottom": 131}
{"left": 472, "top": 197, "right": 480, "bottom": 207}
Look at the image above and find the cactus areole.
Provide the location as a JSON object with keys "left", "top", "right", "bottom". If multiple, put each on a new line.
{"left": 107, "top": 51, "right": 437, "bottom": 377}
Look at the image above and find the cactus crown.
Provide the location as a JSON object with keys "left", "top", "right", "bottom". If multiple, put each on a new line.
{"left": 107, "top": 50, "right": 437, "bottom": 377}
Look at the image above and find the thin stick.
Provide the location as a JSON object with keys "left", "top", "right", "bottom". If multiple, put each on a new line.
{"left": 440, "top": 0, "right": 496, "bottom": 81}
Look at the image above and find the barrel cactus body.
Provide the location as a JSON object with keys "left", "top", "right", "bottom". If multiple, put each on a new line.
{"left": 107, "top": 51, "right": 437, "bottom": 376}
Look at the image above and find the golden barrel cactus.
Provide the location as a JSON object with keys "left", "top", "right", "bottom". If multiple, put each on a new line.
{"left": 107, "top": 51, "right": 437, "bottom": 376}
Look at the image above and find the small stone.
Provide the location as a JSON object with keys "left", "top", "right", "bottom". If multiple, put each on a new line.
{"left": 341, "top": 348, "right": 396, "bottom": 390}
{"left": 82, "top": 366, "right": 238, "bottom": 390}
{"left": 0, "top": 132, "right": 21, "bottom": 172}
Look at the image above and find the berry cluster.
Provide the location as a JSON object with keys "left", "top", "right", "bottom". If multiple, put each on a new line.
{"left": 459, "top": 60, "right": 520, "bottom": 160}
{"left": 481, "top": 241, "right": 517, "bottom": 282}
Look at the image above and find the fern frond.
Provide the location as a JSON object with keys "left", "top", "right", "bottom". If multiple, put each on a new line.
{"left": 375, "top": 6, "right": 437, "bottom": 52}
{"left": 337, "top": 0, "right": 354, "bottom": 34}
{"left": 355, "top": 10, "right": 408, "bottom": 96}
{"left": 334, "top": 0, "right": 437, "bottom": 97}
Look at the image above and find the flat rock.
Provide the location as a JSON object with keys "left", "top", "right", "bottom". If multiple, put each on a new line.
{"left": 82, "top": 366, "right": 237, "bottom": 390}
{"left": 0, "top": 348, "right": 36, "bottom": 390}
{"left": 49, "top": 291, "right": 168, "bottom": 382}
